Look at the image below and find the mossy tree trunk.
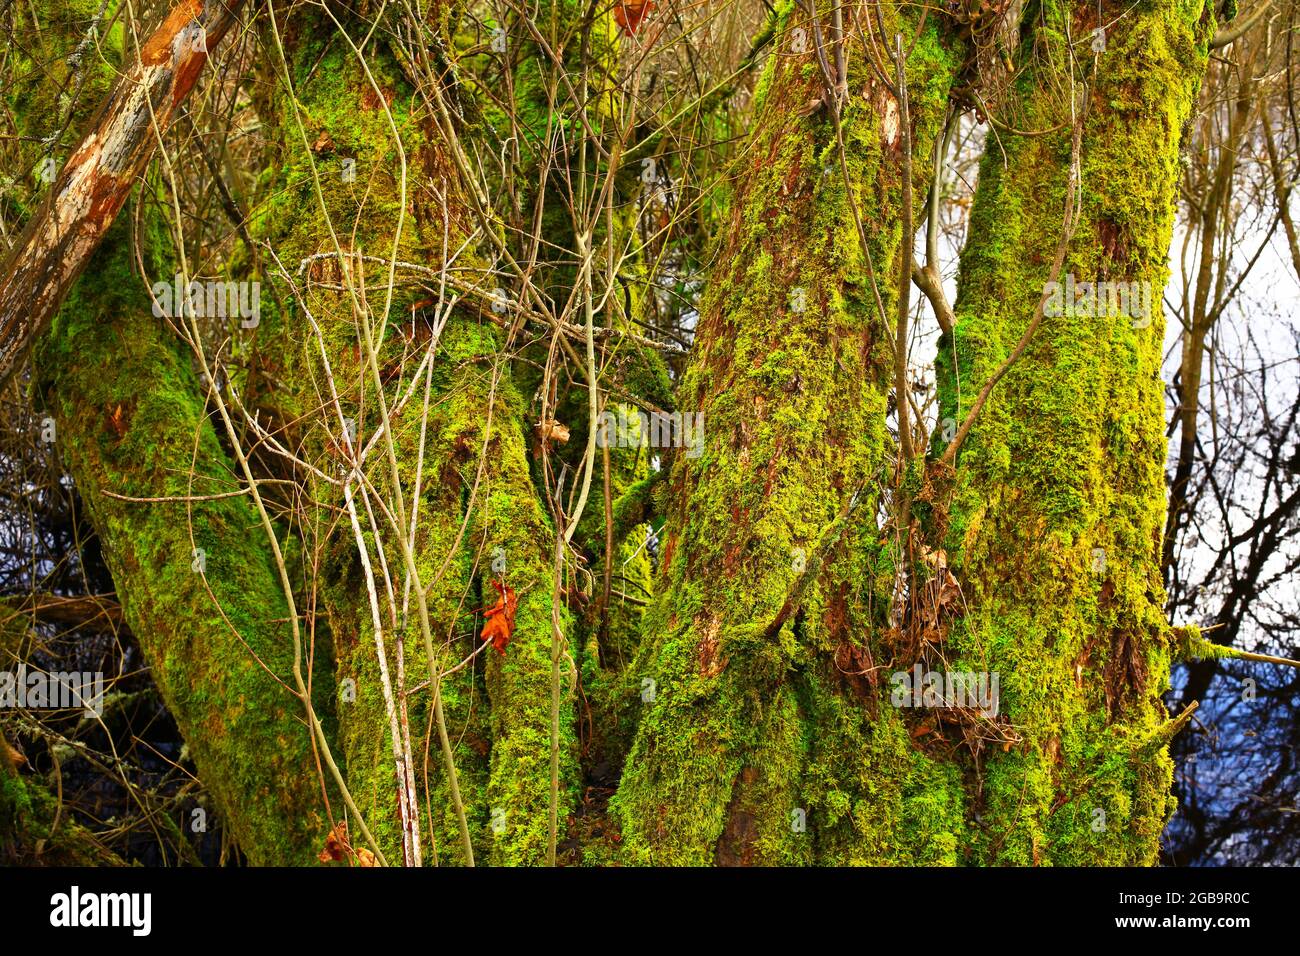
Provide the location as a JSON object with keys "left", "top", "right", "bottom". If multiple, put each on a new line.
{"left": 17, "top": 0, "right": 327, "bottom": 866}
{"left": 255, "top": 2, "right": 580, "bottom": 865}
{"left": 933, "top": 0, "right": 1213, "bottom": 864}
{"left": 612, "top": 2, "right": 968, "bottom": 865}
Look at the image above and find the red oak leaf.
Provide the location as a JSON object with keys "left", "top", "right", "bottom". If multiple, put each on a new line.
{"left": 480, "top": 579, "right": 518, "bottom": 655}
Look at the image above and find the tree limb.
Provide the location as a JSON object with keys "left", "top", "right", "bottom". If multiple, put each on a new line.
{"left": 0, "top": 0, "right": 243, "bottom": 387}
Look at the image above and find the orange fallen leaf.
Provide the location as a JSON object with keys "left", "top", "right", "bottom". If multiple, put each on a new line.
{"left": 318, "top": 820, "right": 377, "bottom": 866}
{"left": 480, "top": 579, "right": 518, "bottom": 655}
{"left": 318, "top": 821, "right": 350, "bottom": 864}
{"left": 106, "top": 403, "right": 127, "bottom": 438}
{"left": 614, "top": 0, "right": 655, "bottom": 36}
{"left": 2, "top": 737, "right": 25, "bottom": 768}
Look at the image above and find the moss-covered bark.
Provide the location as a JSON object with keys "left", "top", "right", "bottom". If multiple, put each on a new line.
{"left": 17, "top": 0, "right": 326, "bottom": 866}
{"left": 32, "top": 215, "right": 329, "bottom": 865}
{"left": 612, "top": 1, "right": 967, "bottom": 864}
{"left": 934, "top": 0, "right": 1213, "bottom": 864}
{"left": 1, "top": 736, "right": 123, "bottom": 866}
{"left": 256, "top": 2, "right": 579, "bottom": 864}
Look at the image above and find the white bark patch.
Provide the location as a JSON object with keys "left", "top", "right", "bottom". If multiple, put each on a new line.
{"left": 879, "top": 91, "right": 901, "bottom": 149}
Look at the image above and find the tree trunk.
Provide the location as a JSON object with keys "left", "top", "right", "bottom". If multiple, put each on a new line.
{"left": 20, "top": 0, "right": 327, "bottom": 866}
{"left": 613, "top": 2, "right": 966, "bottom": 864}
{"left": 933, "top": 0, "right": 1213, "bottom": 864}
{"left": 254, "top": 3, "right": 580, "bottom": 865}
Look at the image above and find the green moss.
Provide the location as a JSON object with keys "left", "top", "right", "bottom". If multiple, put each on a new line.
{"left": 252, "top": 3, "right": 586, "bottom": 864}
{"left": 32, "top": 210, "right": 327, "bottom": 864}
{"left": 1, "top": 743, "right": 122, "bottom": 865}
{"left": 613, "top": 2, "right": 967, "bottom": 864}
{"left": 934, "top": 0, "right": 1212, "bottom": 864}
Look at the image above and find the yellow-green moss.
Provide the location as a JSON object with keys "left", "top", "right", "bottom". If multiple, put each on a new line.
{"left": 934, "top": 0, "right": 1213, "bottom": 864}
{"left": 613, "top": 2, "right": 967, "bottom": 864}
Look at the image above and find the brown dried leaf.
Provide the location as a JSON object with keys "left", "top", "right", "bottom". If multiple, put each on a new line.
{"left": 614, "top": 0, "right": 655, "bottom": 35}
{"left": 1, "top": 737, "right": 26, "bottom": 767}
{"left": 535, "top": 419, "right": 571, "bottom": 448}
{"left": 106, "top": 403, "right": 127, "bottom": 438}
{"left": 480, "top": 580, "right": 518, "bottom": 655}
{"left": 318, "top": 821, "right": 349, "bottom": 863}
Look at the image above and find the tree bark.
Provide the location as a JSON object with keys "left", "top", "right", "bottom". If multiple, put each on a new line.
{"left": 613, "top": 2, "right": 966, "bottom": 864}
{"left": 0, "top": 0, "right": 242, "bottom": 386}
{"left": 254, "top": 2, "right": 582, "bottom": 864}
{"left": 934, "top": 0, "right": 1213, "bottom": 864}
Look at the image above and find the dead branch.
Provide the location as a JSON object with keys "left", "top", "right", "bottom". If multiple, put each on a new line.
{"left": 0, "top": 0, "right": 244, "bottom": 386}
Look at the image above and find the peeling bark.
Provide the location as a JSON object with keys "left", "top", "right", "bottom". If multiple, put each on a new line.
{"left": 0, "top": 0, "right": 242, "bottom": 385}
